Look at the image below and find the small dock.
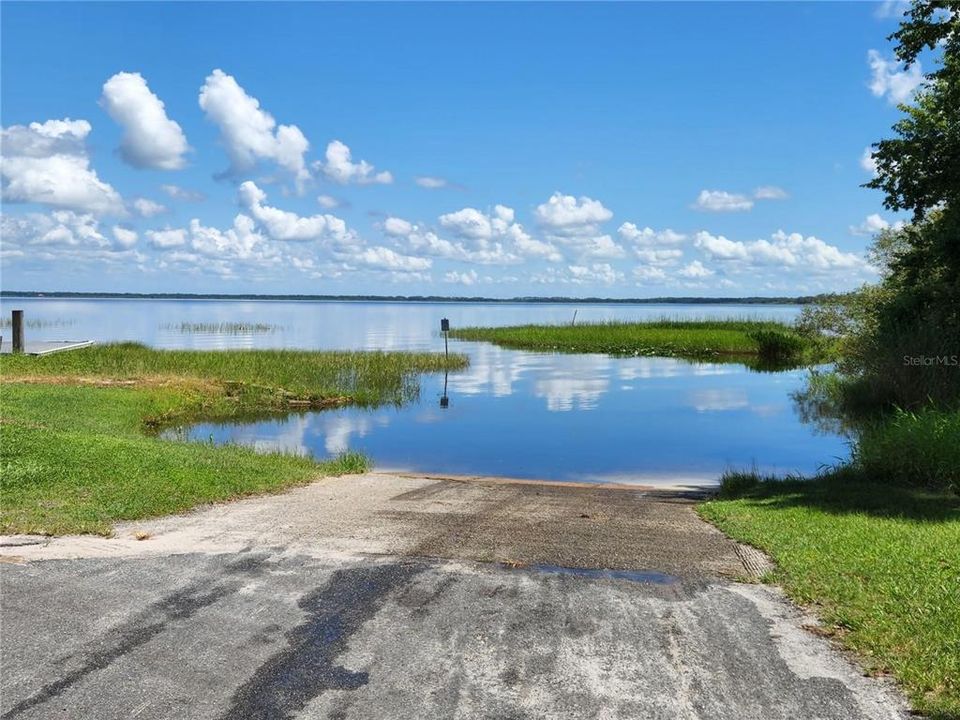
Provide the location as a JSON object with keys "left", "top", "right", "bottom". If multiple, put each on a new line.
{"left": 2, "top": 309, "right": 93, "bottom": 356}
{"left": 0, "top": 340, "right": 94, "bottom": 356}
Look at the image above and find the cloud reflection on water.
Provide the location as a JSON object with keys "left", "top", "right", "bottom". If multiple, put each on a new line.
{"left": 7, "top": 297, "right": 847, "bottom": 481}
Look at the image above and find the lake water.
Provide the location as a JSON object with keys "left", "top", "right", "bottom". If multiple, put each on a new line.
{"left": 0, "top": 297, "right": 849, "bottom": 486}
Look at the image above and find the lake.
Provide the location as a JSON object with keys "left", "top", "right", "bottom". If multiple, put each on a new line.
{"left": 0, "top": 297, "right": 848, "bottom": 487}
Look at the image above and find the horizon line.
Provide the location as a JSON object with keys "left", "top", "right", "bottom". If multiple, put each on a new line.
{"left": 0, "top": 290, "right": 835, "bottom": 305}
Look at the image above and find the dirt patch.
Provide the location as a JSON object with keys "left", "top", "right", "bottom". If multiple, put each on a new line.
{"left": 7, "top": 473, "right": 746, "bottom": 579}
{"left": 1, "top": 374, "right": 220, "bottom": 393}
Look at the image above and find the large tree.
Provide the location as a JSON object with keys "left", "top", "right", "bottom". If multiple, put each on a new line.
{"left": 866, "top": 1, "right": 959, "bottom": 220}
{"left": 830, "top": 1, "right": 960, "bottom": 408}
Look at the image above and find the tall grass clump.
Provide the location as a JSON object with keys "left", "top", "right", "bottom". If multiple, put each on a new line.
{"left": 747, "top": 328, "right": 807, "bottom": 363}
{"left": 854, "top": 409, "right": 960, "bottom": 493}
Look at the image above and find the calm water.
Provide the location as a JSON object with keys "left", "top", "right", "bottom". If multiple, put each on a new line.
{"left": 0, "top": 297, "right": 848, "bottom": 486}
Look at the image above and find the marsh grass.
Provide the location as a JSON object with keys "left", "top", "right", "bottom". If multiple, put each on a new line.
{"left": 0, "top": 343, "right": 466, "bottom": 534}
{"left": 701, "top": 471, "right": 960, "bottom": 718}
{"left": 0, "top": 317, "right": 76, "bottom": 329}
{"left": 1, "top": 342, "right": 469, "bottom": 411}
{"left": 450, "top": 317, "right": 827, "bottom": 364}
{"left": 161, "top": 321, "right": 282, "bottom": 334}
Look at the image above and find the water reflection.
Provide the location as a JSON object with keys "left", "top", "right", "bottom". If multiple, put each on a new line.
{"left": 3, "top": 297, "right": 849, "bottom": 485}
{"left": 790, "top": 370, "right": 860, "bottom": 438}
{"left": 172, "top": 348, "right": 849, "bottom": 484}
{"left": 440, "top": 368, "right": 449, "bottom": 409}
{"left": 688, "top": 388, "right": 750, "bottom": 413}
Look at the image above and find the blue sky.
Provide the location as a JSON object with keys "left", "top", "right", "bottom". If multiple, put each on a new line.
{"left": 0, "top": 1, "right": 924, "bottom": 297}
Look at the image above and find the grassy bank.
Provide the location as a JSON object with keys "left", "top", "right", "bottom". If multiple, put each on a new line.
{"left": 0, "top": 344, "right": 467, "bottom": 535}
{"left": 450, "top": 319, "right": 824, "bottom": 364}
{"left": 700, "top": 472, "right": 960, "bottom": 718}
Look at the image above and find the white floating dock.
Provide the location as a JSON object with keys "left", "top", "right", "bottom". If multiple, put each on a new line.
{"left": 0, "top": 340, "right": 94, "bottom": 356}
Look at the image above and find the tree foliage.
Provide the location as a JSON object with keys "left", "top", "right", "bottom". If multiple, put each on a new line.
{"left": 866, "top": 1, "right": 960, "bottom": 219}
{"left": 814, "top": 2, "right": 960, "bottom": 410}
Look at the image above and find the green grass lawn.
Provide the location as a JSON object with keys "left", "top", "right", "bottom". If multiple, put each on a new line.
{"left": 0, "top": 344, "right": 467, "bottom": 535}
{"left": 450, "top": 318, "right": 824, "bottom": 364}
{"left": 700, "top": 474, "right": 960, "bottom": 719}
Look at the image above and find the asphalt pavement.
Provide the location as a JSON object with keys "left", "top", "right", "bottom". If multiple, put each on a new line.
{"left": 0, "top": 473, "right": 913, "bottom": 719}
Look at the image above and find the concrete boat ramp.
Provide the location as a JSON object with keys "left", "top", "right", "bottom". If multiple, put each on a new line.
{"left": 0, "top": 472, "right": 913, "bottom": 719}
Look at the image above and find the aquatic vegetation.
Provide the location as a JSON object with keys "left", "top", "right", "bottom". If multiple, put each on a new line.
{"left": 451, "top": 318, "right": 827, "bottom": 364}
{"left": 161, "top": 321, "right": 282, "bottom": 334}
{"left": 0, "top": 342, "right": 469, "bottom": 409}
{"left": 0, "top": 317, "right": 76, "bottom": 329}
{"left": 747, "top": 328, "right": 807, "bottom": 363}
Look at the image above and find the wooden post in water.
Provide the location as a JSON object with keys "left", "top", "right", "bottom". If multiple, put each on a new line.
{"left": 12, "top": 310, "right": 24, "bottom": 354}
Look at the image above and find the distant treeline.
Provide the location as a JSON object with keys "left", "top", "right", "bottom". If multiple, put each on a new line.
{"left": 0, "top": 291, "right": 836, "bottom": 305}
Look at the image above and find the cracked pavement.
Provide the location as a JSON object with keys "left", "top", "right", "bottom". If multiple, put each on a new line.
{"left": 1, "top": 473, "right": 912, "bottom": 719}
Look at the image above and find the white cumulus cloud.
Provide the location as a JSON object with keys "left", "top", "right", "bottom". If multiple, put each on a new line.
{"left": 694, "top": 230, "right": 749, "bottom": 260}
{"left": 678, "top": 260, "right": 715, "bottom": 279}
{"left": 349, "top": 246, "right": 431, "bottom": 272}
{"left": 238, "top": 181, "right": 356, "bottom": 245}
{"left": 415, "top": 176, "right": 447, "bottom": 189}
{"left": 100, "top": 72, "right": 189, "bottom": 170}
{"left": 131, "top": 197, "right": 167, "bottom": 217}
{"left": 849, "top": 213, "right": 905, "bottom": 236}
{"left": 111, "top": 226, "right": 138, "bottom": 248}
{"left": 694, "top": 229, "right": 870, "bottom": 274}
{"left": 316, "top": 194, "right": 341, "bottom": 209}
{"left": 867, "top": 50, "right": 923, "bottom": 104}
{"left": 444, "top": 269, "right": 479, "bottom": 286}
{"left": 383, "top": 217, "right": 414, "bottom": 237}
{"left": 567, "top": 263, "right": 624, "bottom": 285}
{"left": 1, "top": 118, "right": 124, "bottom": 215}
{"left": 4, "top": 210, "right": 108, "bottom": 247}
{"left": 439, "top": 207, "right": 494, "bottom": 240}
{"left": 535, "top": 192, "right": 613, "bottom": 230}
{"left": 146, "top": 227, "right": 188, "bottom": 249}
{"left": 534, "top": 192, "right": 620, "bottom": 259}
{"left": 1, "top": 211, "right": 147, "bottom": 268}
{"left": 431, "top": 205, "right": 561, "bottom": 263}
{"left": 634, "top": 248, "right": 683, "bottom": 265}
{"left": 188, "top": 215, "right": 270, "bottom": 260}
{"left": 753, "top": 186, "right": 788, "bottom": 200}
{"left": 693, "top": 190, "right": 754, "bottom": 212}
{"left": 315, "top": 140, "right": 392, "bottom": 185}
{"left": 618, "top": 223, "right": 686, "bottom": 245}
{"left": 199, "top": 69, "right": 310, "bottom": 186}
{"left": 161, "top": 184, "right": 206, "bottom": 202}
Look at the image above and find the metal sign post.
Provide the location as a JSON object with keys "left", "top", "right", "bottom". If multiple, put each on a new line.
{"left": 440, "top": 318, "right": 450, "bottom": 408}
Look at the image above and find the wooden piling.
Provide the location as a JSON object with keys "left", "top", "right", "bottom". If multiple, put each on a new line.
{"left": 12, "top": 310, "right": 24, "bottom": 353}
